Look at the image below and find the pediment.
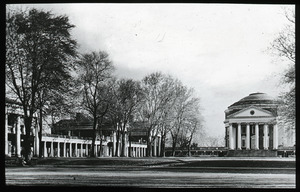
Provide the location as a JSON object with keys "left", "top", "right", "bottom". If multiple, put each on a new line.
{"left": 228, "top": 106, "right": 274, "bottom": 118}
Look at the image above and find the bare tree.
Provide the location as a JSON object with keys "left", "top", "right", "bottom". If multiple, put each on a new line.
{"left": 179, "top": 98, "right": 203, "bottom": 156}
{"left": 269, "top": 8, "right": 295, "bottom": 136}
{"left": 157, "top": 77, "right": 179, "bottom": 157}
{"left": 75, "top": 51, "right": 114, "bottom": 157}
{"left": 6, "top": 8, "right": 77, "bottom": 162}
{"left": 110, "top": 79, "right": 143, "bottom": 157}
{"left": 137, "top": 72, "right": 175, "bottom": 157}
{"left": 169, "top": 85, "right": 195, "bottom": 156}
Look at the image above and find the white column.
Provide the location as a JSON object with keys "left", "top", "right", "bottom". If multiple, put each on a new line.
{"left": 16, "top": 116, "right": 21, "bottom": 157}
{"left": 246, "top": 124, "right": 250, "bottom": 150}
{"left": 118, "top": 142, "right": 121, "bottom": 157}
{"left": 57, "top": 142, "right": 60, "bottom": 157}
{"left": 113, "top": 132, "right": 116, "bottom": 157}
{"left": 106, "top": 146, "right": 109, "bottom": 157}
{"left": 237, "top": 124, "right": 241, "bottom": 150}
{"left": 123, "top": 134, "right": 127, "bottom": 157}
{"left": 75, "top": 143, "right": 78, "bottom": 157}
{"left": 95, "top": 144, "right": 98, "bottom": 157}
{"left": 158, "top": 136, "right": 161, "bottom": 156}
{"left": 228, "top": 124, "right": 233, "bottom": 149}
{"left": 255, "top": 124, "right": 259, "bottom": 150}
{"left": 153, "top": 137, "right": 157, "bottom": 156}
{"left": 34, "top": 120, "right": 39, "bottom": 157}
{"left": 44, "top": 141, "right": 47, "bottom": 157}
{"left": 81, "top": 143, "right": 83, "bottom": 157}
{"left": 63, "top": 142, "right": 66, "bottom": 157}
{"left": 263, "top": 124, "right": 268, "bottom": 150}
{"left": 273, "top": 124, "right": 278, "bottom": 149}
{"left": 5, "top": 110, "right": 8, "bottom": 156}
{"left": 69, "top": 143, "right": 72, "bottom": 157}
{"left": 50, "top": 141, "right": 54, "bottom": 157}
{"left": 139, "top": 148, "right": 141, "bottom": 157}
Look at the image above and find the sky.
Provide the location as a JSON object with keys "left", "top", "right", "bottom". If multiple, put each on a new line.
{"left": 7, "top": 3, "right": 294, "bottom": 137}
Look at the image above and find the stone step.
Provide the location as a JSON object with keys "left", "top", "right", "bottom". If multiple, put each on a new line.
{"left": 226, "top": 150, "right": 278, "bottom": 157}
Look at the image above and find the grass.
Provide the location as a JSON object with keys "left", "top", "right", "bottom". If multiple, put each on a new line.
{"left": 32, "top": 157, "right": 295, "bottom": 168}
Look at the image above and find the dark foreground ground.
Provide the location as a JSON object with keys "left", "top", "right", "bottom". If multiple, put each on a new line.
{"left": 5, "top": 157, "right": 296, "bottom": 188}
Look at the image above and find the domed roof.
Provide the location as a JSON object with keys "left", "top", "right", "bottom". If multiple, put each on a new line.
{"left": 229, "top": 92, "right": 277, "bottom": 108}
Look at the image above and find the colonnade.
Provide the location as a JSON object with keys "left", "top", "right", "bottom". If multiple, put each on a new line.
{"left": 128, "top": 146, "right": 147, "bottom": 157}
{"left": 5, "top": 103, "right": 149, "bottom": 158}
{"left": 42, "top": 140, "right": 98, "bottom": 157}
{"left": 153, "top": 136, "right": 161, "bottom": 157}
{"left": 228, "top": 123, "right": 278, "bottom": 150}
{"left": 5, "top": 109, "right": 39, "bottom": 157}
{"left": 41, "top": 137, "right": 147, "bottom": 158}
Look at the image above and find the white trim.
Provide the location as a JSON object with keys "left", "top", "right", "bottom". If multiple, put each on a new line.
{"left": 227, "top": 105, "right": 274, "bottom": 118}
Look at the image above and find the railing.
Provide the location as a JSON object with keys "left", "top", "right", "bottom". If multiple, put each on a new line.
{"left": 42, "top": 133, "right": 92, "bottom": 140}
{"left": 130, "top": 141, "right": 147, "bottom": 145}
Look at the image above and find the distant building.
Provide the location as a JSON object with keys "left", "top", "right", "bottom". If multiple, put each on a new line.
{"left": 224, "top": 93, "right": 280, "bottom": 157}
{"left": 5, "top": 98, "right": 39, "bottom": 157}
{"left": 53, "top": 113, "right": 151, "bottom": 157}
{"left": 5, "top": 97, "right": 155, "bottom": 158}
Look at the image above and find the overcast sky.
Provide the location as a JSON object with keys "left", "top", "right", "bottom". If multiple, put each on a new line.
{"left": 7, "top": 3, "right": 294, "bottom": 137}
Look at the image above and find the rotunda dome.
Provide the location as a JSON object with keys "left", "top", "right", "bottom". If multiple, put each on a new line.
{"left": 228, "top": 92, "right": 278, "bottom": 109}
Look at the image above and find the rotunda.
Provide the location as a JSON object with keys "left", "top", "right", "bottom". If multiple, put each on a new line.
{"left": 224, "top": 93, "right": 279, "bottom": 156}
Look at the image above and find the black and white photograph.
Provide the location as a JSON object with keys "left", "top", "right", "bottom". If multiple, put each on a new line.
{"left": 5, "top": 2, "right": 295, "bottom": 188}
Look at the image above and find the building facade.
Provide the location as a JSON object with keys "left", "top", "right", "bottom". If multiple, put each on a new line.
{"left": 224, "top": 93, "right": 279, "bottom": 157}
{"left": 5, "top": 98, "right": 155, "bottom": 158}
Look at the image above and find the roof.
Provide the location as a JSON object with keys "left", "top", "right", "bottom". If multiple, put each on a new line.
{"left": 228, "top": 92, "right": 278, "bottom": 108}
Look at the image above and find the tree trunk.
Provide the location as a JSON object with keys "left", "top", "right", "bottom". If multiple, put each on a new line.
{"left": 128, "top": 132, "right": 132, "bottom": 157}
{"left": 99, "top": 137, "right": 103, "bottom": 157}
{"left": 147, "top": 132, "right": 152, "bottom": 157}
{"left": 160, "top": 134, "right": 166, "bottom": 157}
{"left": 115, "top": 130, "right": 120, "bottom": 157}
{"left": 91, "top": 117, "right": 97, "bottom": 158}
{"left": 171, "top": 136, "right": 177, "bottom": 157}
{"left": 38, "top": 108, "right": 43, "bottom": 158}
{"left": 120, "top": 131, "right": 126, "bottom": 157}
{"left": 24, "top": 117, "right": 33, "bottom": 162}
{"left": 187, "top": 143, "right": 191, "bottom": 157}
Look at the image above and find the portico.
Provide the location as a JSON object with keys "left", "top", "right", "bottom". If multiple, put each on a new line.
{"left": 226, "top": 122, "right": 278, "bottom": 151}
